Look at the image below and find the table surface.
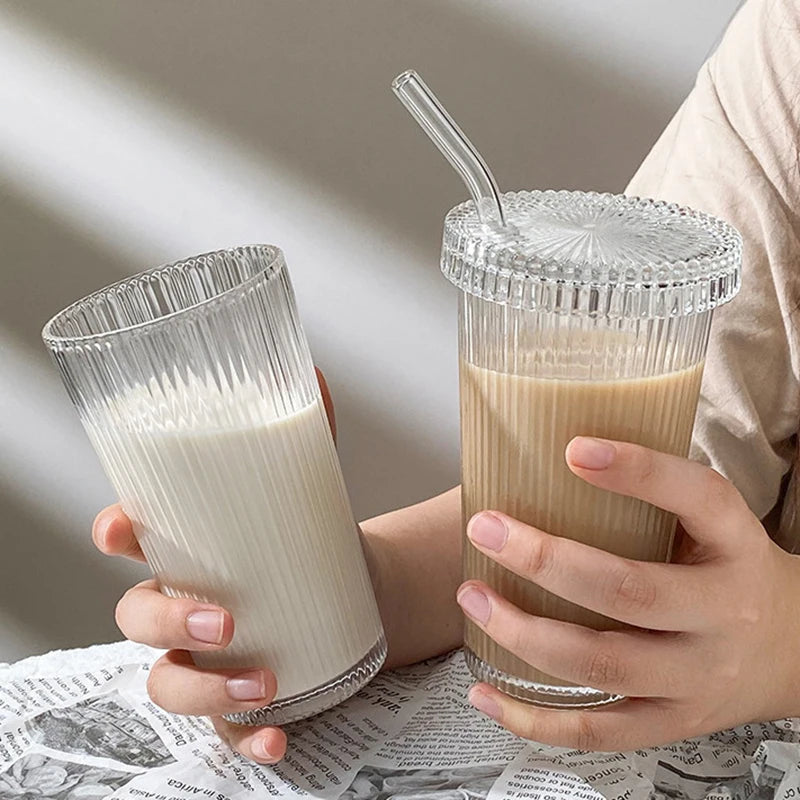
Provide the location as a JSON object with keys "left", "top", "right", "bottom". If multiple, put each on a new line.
{"left": 1, "top": 641, "right": 799, "bottom": 800}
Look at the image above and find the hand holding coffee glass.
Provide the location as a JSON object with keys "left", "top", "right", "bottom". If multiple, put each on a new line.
{"left": 394, "top": 71, "right": 742, "bottom": 707}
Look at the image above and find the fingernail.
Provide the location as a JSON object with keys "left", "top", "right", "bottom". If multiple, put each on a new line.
{"left": 226, "top": 670, "right": 267, "bottom": 701}
{"left": 457, "top": 587, "right": 491, "bottom": 625}
{"left": 568, "top": 437, "right": 616, "bottom": 470}
{"left": 468, "top": 512, "right": 507, "bottom": 552}
{"left": 252, "top": 734, "right": 280, "bottom": 763}
{"left": 469, "top": 686, "right": 502, "bottom": 721}
{"left": 93, "top": 515, "right": 111, "bottom": 549}
{"left": 186, "top": 610, "right": 224, "bottom": 645}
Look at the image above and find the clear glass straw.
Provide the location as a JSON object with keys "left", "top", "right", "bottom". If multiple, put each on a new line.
{"left": 392, "top": 69, "right": 508, "bottom": 229}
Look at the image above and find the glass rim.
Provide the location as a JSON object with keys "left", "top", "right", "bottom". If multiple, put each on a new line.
{"left": 42, "top": 244, "right": 284, "bottom": 348}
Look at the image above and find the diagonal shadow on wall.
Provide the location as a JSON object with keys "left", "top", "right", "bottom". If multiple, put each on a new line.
{"left": 5, "top": 0, "right": 683, "bottom": 258}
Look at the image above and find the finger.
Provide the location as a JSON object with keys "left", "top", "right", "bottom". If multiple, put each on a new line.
{"left": 147, "top": 650, "right": 277, "bottom": 717}
{"left": 457, "top": 581, "right": 685, "bottom": 696}
{"left": 315, "top": 367, "right": 336, "bottom": 443}
{"left": 467, "top": 512, "right": 712, "bottom": 630}
{"left": 468, "top": 684, "right": 685, "bottom": 751}
{"left": 92, "top": 505, "right": 146, "bottom": 563}
{"left": 211, "top": 717, "right": 287, "bottom": 765}
{"left": 565, "top": 437, "right": 753, "bottom": 550}
{"left": 116, "top": 579, "right": 234, "bottom": 650}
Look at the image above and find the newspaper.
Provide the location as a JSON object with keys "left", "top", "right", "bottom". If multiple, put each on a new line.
{"left": 1, "top": 641, "right": 798, "bottom": 800}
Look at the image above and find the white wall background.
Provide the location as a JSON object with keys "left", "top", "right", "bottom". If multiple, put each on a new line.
{"left": 0, "top": 0, "right": 741, "bottom": 663}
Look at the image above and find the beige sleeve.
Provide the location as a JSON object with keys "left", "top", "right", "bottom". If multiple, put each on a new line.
{"left": 626, "top": 0, "right": 800, "bottom": 519}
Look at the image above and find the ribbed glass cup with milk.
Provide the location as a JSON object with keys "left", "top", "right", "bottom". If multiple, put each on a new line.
{"left": 442, "top": 191, "right": 742, "bottom": 707}
{"left": 43, "top": 245, "right": 386, "bottom": 725}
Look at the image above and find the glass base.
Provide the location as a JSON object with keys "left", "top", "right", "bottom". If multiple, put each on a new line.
{"left": 464, "top": 647, "right": 624, "bottom": 709}
{"left": 224, "top": 634, "right": 387, "bottom": 726}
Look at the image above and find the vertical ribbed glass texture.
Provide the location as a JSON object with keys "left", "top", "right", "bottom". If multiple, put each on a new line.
{"left": 43, "top": 245, "right": 386, "bottom": 726}
{"left": 444, "top": 192, "right": 742, "bottom": 708}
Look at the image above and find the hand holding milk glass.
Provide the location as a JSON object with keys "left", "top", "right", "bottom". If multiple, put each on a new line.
{"left": 394, "top": 70, "right": 742, "bottom": 708}
{"left": 43, "top": 245, "right": 386, "bottom": 725}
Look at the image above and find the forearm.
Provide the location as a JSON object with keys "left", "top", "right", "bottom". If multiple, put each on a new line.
{"left": 361, "top": 487, "right": 463, "bottom": 669}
